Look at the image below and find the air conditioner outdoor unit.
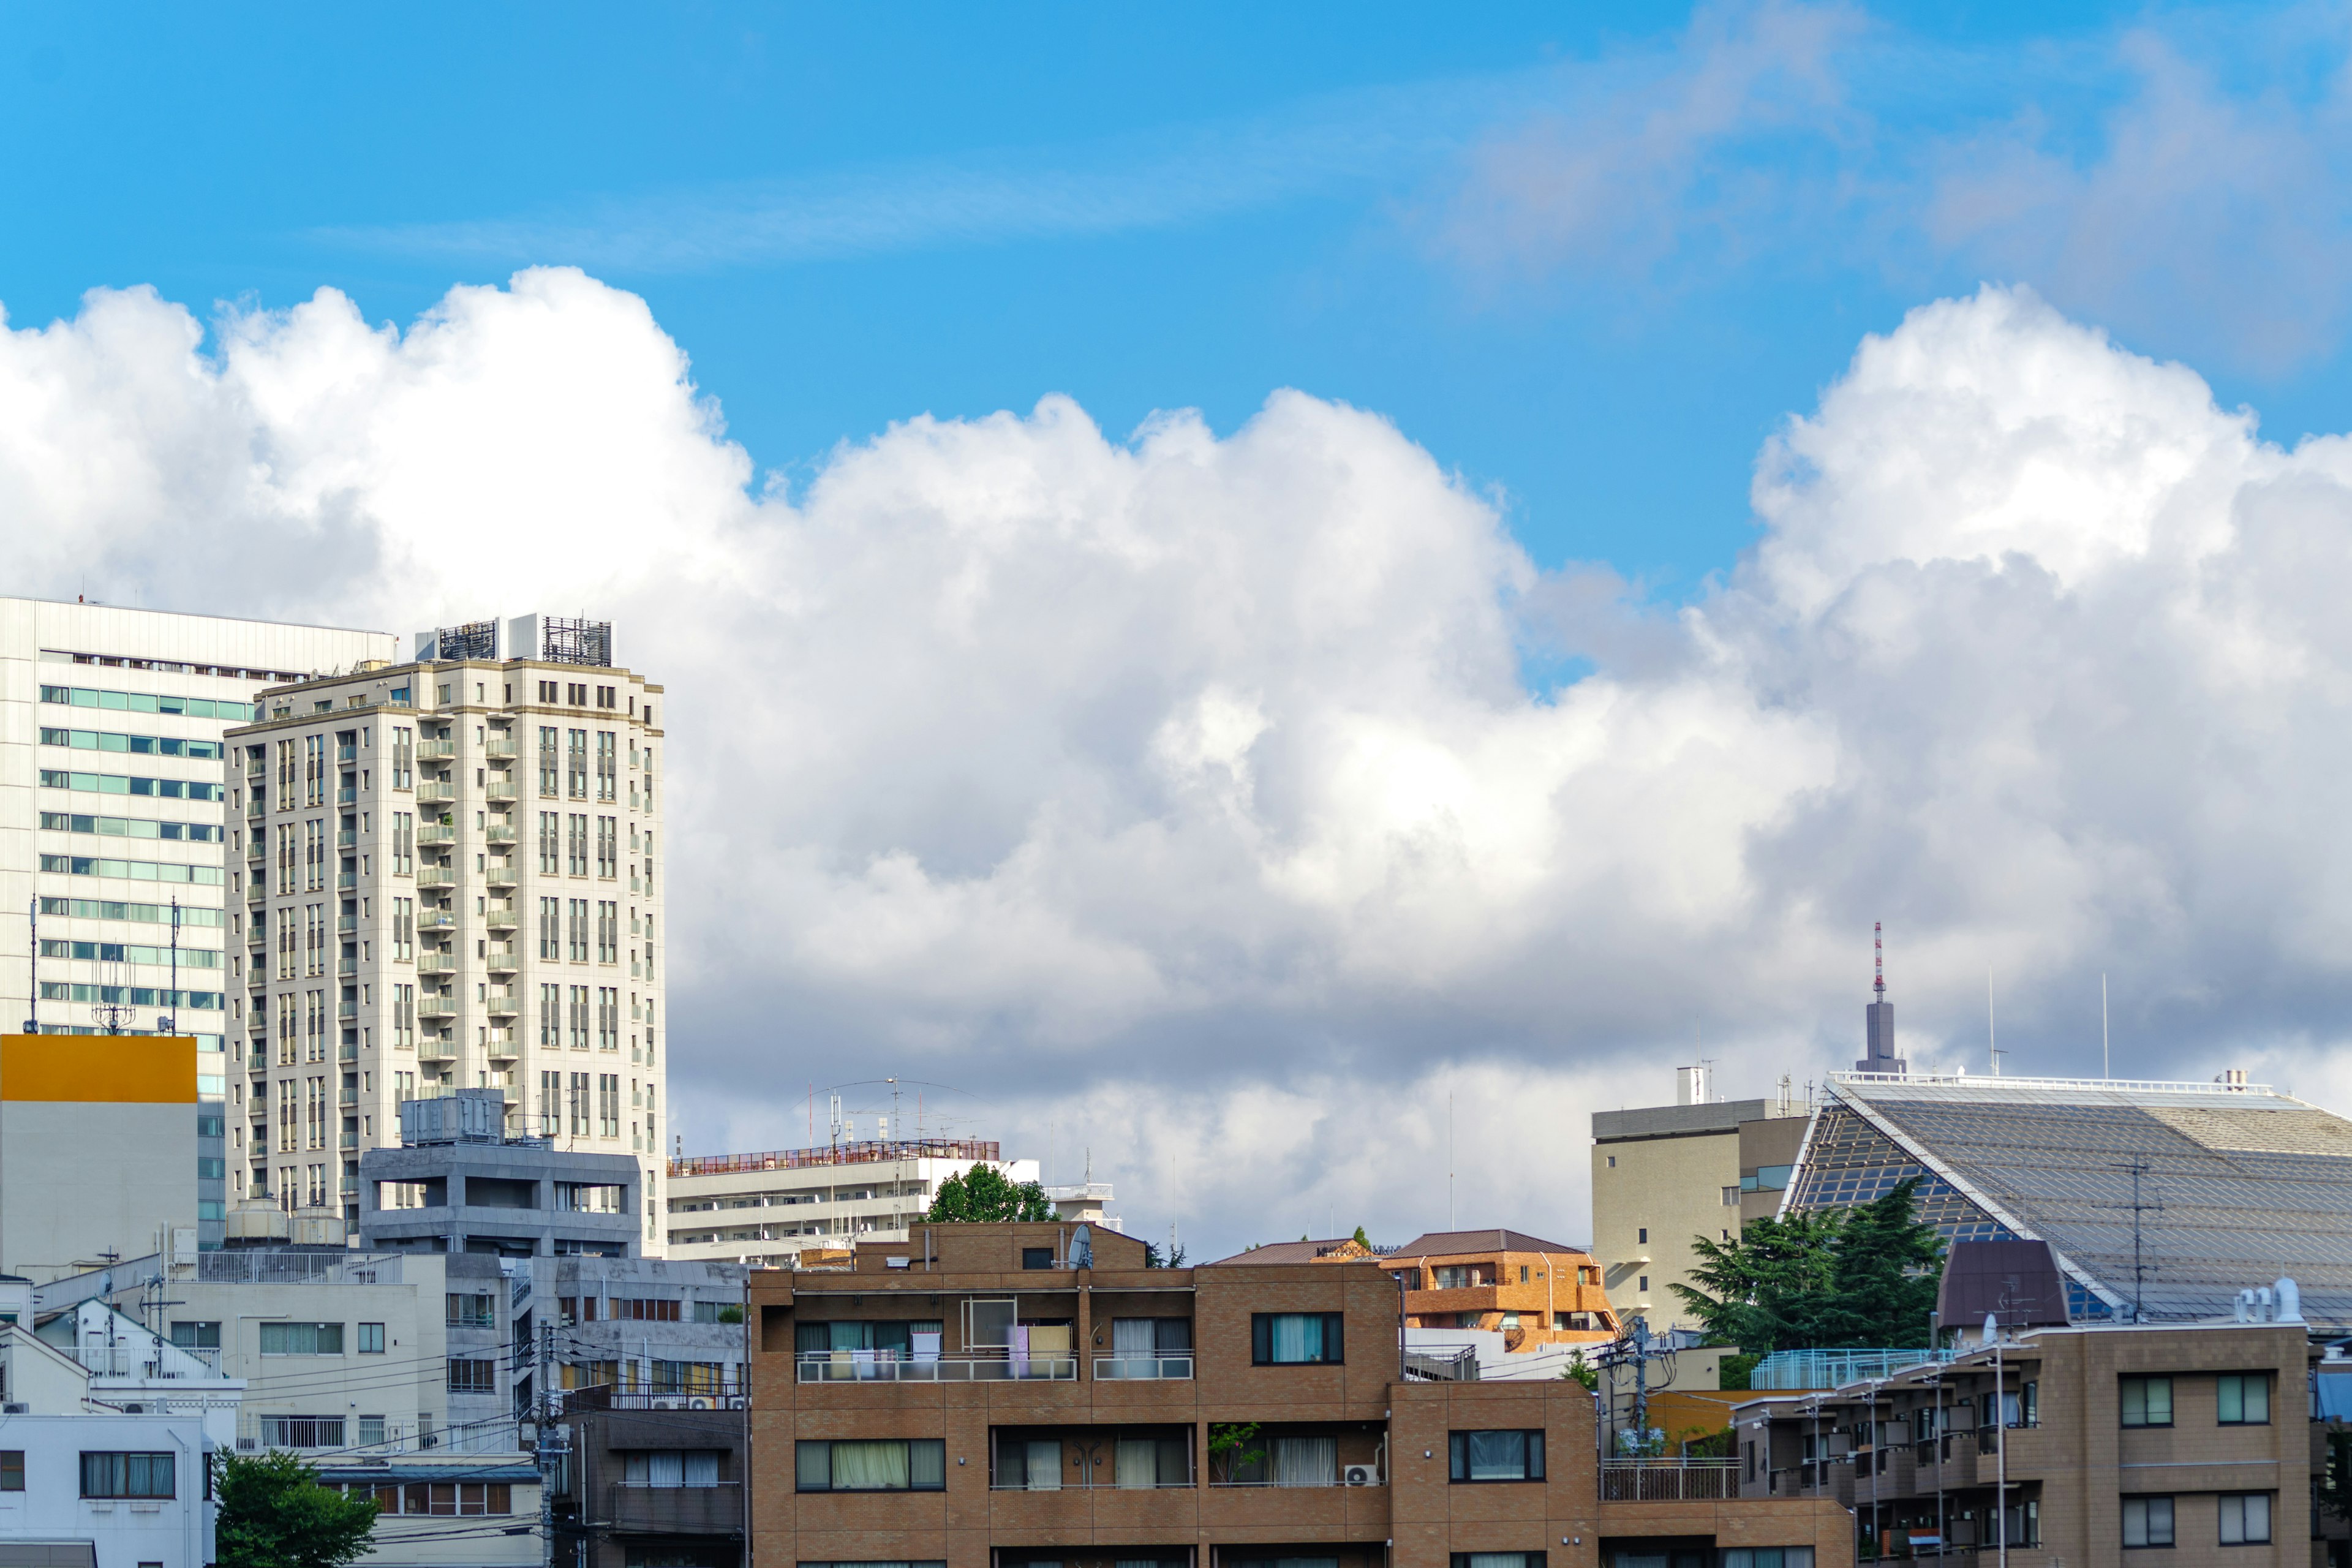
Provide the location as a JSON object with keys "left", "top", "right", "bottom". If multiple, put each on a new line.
{"left": 1, "top": 1404, "right": 24, "bottom": 1415}
{"left": 687, "top": 1396, "right": 715, "bottom": 1410}
{"left": 1342, "top": 1464, "right": 1378, "bottom": 1487}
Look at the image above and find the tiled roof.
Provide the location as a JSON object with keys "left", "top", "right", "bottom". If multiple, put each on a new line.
{"left": 1385, "top": 1228, "right": 1589, "bottom": 1259}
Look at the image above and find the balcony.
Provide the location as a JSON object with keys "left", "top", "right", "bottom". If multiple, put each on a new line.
{"left": 600, "top": 1483, "right": 742, "bottom": 1532}
{"left": 485, "top": 905, "right": 518, "bottom": 932}
{"left": 419, "top": 824, "right": 457, "bottom": 846}
{"left": 485, "top": 780, "right": 517, "bottom": 804}
{"left": 1093, "top": 1355, "right": 1194, "bottom": 1381}
{"left": 484, "top": 944, "right": 518, "bottom": 973}
{"left": 336, "top": 829, "right": 357, "bottom": 848}
{"left": 486, "top": 988, "right": 519, "bottom": 1016}
{"left": 796, "top": 1352, "right": 1076, "bottom": 1382}
{"left": 415, "top": 781, "right": 455, "bottom": 805}
{"left": 418, "top": 996, "right": 459, "bottom": 1019}
{"left": 417, "top": 867, "right": 456, "bottom": 889}
{"left": 337, "top": 957, "right": 357, "bottom": 976}
{"left": 338, "top": 914, "right": 358, "bottom": 933}
{"left": 1599, "top": 1458, "right": 1741, "bottom": 1501}
{"left": 418, "top": 739, "right": 456, "bottom": 760}
{"left": 417, "top": 910, "right": 454, "bottom": 932}
{"left": 417, "top": 952, "right": 456, "bottom": 976}
{"left": 484, "top": 736, "right": 516, "bottom": 759}
{"left": 418, "top": 1041, "right": 456, "bottom": 1062}
{"left": 485, "top": 864, "right": 516, "bottom": 889}
{"left": 336, "top": 1001, "right": 357, "bottom": 1019}
{"left": 485, "top": 824, "right": 516, "bottom": 845}
{"left": 336, "top": 872, "right": 356, "bottom": 891}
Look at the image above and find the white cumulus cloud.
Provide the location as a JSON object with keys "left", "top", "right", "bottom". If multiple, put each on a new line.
{"left": 6, "top": 270, "right": 2350, "bottom": 1257}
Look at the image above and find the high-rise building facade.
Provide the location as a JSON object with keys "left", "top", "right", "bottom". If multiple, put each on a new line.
{"left": 0, "top": 597, "right": 396, "bottom": 1249}
{"left": 221, "top": 614, "right": 668, "bottom": 1247}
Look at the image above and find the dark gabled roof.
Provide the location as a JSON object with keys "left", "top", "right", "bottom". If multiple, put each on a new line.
{"left": 1385, "top": 1228, "right": 1589, "bottom": 1259}
{"left": 1200, "top": 1237, "right": 1365, "bottom": 1267}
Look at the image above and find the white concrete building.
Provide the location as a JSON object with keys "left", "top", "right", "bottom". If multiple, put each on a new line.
{"left": 39, "top": 1300, "right": 246, "bottom": 1448}
{"left": 0, "top": 1031, "right": 197, "bottom": 1282}
{"left": 0, "top": 1322, "right": 217, "bottom": 1568}
{"left": 664, "top": 1139, "right": 1042, "bottom": 1267}
{"left": 221, "top": 614, "right": 666, "bottom": 1245}
{"left": 0, "top": 597, "right": 396, "bottom": 1248}
{"left": 311, "top": 1453, "right": 541, "bottom": 1568}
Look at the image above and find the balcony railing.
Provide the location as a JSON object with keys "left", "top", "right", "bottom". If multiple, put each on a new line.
{"left": 68, "top": 1343, "right": 225, "bottom": 1378}
{"left": 796, "top": 1352, "right": 1076, "bottom": 1382}
{"left": 601, "top": 1482, "right": 742, "bottom": 1532}
{"left": 1092, "top": 1355, "right": 1194, "bottom": 1381}
{"left": 1599, "top": 1458, "right": 1740, "bottom": 1502}
{"left": 415, "top": 781, "right": 455, "bottom": 804}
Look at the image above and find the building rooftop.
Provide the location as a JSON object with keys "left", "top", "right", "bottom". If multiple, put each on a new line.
{"left": 1785, "top": 1071, "right": 2352, "bottom": 1330}
{"left": 1385, "top": 1228, "right": 1590, "bottom": 1259}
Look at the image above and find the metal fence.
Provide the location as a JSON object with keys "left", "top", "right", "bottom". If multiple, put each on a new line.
{"left": 1747, "top": 1347, "right": 1950, "bottom": 1389}
{"left": 1599, "top": 1458, "right": 1740, "bottom": 1501}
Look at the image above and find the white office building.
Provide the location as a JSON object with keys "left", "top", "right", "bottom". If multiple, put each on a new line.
{"left": 221, "top": 614, "right": 668, "bottom": 1245}
{"left": 0, "top": 598, "right": 397, "bottom": 1248}
{"left": 665, "top": 1139, "right": 1045, "bottom": 1267}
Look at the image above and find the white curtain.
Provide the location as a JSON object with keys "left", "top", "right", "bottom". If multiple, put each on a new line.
{"left": 1115, "top": 1438, "right": 1159, "bottom": 1489}
{"left": 644, "top": 1451, "right": 683, "bottom": 1488}
{"left": 911, "top": 1330, "right": 942, "bottom": 1365}
{"left": 1272, "top": 1436, "right": 1336, "bottom": 1487}
{"left": 1270, "top": 1314, "right": 1321, "bottom": 1363}
{"left": 1114, "top": 1319, "right": 1156, "bottom": 1354}
{"left": 683, "top": 1450, "right": 719, "bottom": 1488}
{"left": 1024, "top": 1439, "right": 1061, "bottom": 1491}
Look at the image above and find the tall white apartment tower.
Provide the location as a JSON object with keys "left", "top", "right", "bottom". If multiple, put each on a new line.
{"left": 222, "top": 614, "right": 668, "bottom": 1250}
{"left": 0, "top": 597, "right": 398, "bottom": 1250}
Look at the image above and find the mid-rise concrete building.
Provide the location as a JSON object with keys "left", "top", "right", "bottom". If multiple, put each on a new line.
{"left": 1, "top": 596, "right": 397, "bottom": 1248}
{"left": 221, "top": 613, "right": 667, "bottom": 1246}
{"left": 1591, "top": 1071, "right": 1810, "bottom": 1333}
{"left": 360, "top": 1088, "right": 641, "bottom": 1257}
{"left": 666, "top": 1139, "right": 1041, "bottom": 1267}
{"left": 747, "top": 1223, "right": 1854, "bottom": 1568}
{"left": 0, "top": 1031, "right": 198, "bottom": 1281}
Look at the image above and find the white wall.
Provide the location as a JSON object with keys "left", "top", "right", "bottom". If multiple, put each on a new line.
{"left": 0, "top": 1412, "right": 214, "bottom": 1568}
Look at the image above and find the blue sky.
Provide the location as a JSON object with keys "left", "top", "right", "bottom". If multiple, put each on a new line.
{"left": 16, "top": 1, "right": 2346, "bottom": 600}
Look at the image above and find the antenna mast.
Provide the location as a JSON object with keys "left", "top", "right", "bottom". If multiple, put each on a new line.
{"left": 1874, "top": 921, "right": 1884, "bottom": 1002}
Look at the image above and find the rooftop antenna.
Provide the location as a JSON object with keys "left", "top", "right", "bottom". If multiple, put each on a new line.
{"left": 24, "top": 898, "right": 39, "bottom": 1033}
{"left": 1987, "top": 966, "right": 2005, "bottom": 1076}
{"left": 1874, "top": 922, "right": 1885, "bottom": 1003}
{"left": 2101, "top": 973, "right": 2110, "bottom": 1080}
{"left": 1447, "top": 1090, "right": 1455, "bottom": 1229}
{"left": 2100, "top": 1158, "right": 2163, "bottom": 1321}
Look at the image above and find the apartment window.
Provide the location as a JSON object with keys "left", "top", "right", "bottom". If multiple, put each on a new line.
{"left": 567, "top": 729, "right": 587, "bottom": 798}
{"left": 597, "top": 987, "right": 619, "bottom": 1051}
{"left": 2219, "top": 1492, "right": 2272, "bottom": 1545}
{"left": 622, "top": 1450, "right": 723, "bottom": 1487}
{"left": 1451, "top": 1558, "right": 1551, "bottom": 1568}
{"left": 1637, "top": 1227, "right": 1648, "bottom": 1244}
{"left": 392, "top": 726, "right": 413, "bottom": 790}
{"left": 598, "top": 1074, "right": 620, "bottom": 1137}
{"left": 392, "top": 811, "right": 413, "bottom": 875}
{"left": 2122, "top": 1376, "right": 2174, "bottom": 1428}
{"left": 540, "top": 984, "right": 562, "bottom": 1048}
{"left": 1716, "top": 1555, "right": 1812, "bottom": 1568}
{"left": 261, "top": 1415, "right": 344, "bottom": 1449}
{"left": 80, "top": 1451, "right": 175, "bottom": 1499}
{"left": 539, "top": 1070, "right": 562, "bottom": 1136}
{"left": 305, "top": 733, "right": 326, "bottom": 805}
{"left": 0, "top": 1452, "right": 18, "bottom": 1491}
{"left": 794, "top": 1439, "right": 946, "bottom": 1493}
{"left": 570, "top": 986, "right": 590, "bottom": 1051}
{"left": 597, "top": 902, "right": 618, "bottom": 963}
{"left": 2123, "top": 1496, "right": 2175, "bottom": 1548}
{"left": 394, "top": 984, "right": 415, "bottom": 1050}
{"left": 538, "top": 726, "right": 559, "bottom": 796}
{"left": 447, "top": 1359, "right": 497, "bottom": 1394}
{"left": 568, "top": 899, "right": 589, "bottom": 962}
{"left": 259, "top": 1322, "right": 345, "bottom": 1355}
{"left": 169, "top": 1321, "right": 221, "bottom": 1349}
{"left": 276, "top": 823, "right": 296, "bottom": 894}
{"left": 1251, "top": 1312, "right": 1343, "bottom": 1365}
{"left": 611, "top": 1297, "right": 681, "bottom": 1322}
{"left": 540, "top": 897, "right": 561, "bottom": 960}
{"left": 567, "top": 813, "right": 587, "bottom": 875}
{"left": 597, "top": 815, "right": 617, "bottom": 878}
{"left": 2218, "top": 1373, "right": 2272, "bottom": 1425}
{"left": 1722, "top": 1185, "right": 1741, "bottom": 1205}
{"left": 393, "top": 897, "right": 414, "bottom": 962}
{"left": 570, "top": 1072, "right": 590, "bottom": 1136}
{"left": 448, "top": 1293, "right": 496, "bottom": 1327}
{"left": 1449, "top": 1429, "right": 1544, "bottom": 1482}
{"left": 358, "top": 1415, "right": 386, "bottom": 1446}
{"left": 305, "top": 818, "right": 325, "bottom": 889}
{"left": 539, "top": 812, "right": 559, "bottom": 874}
{"left": 596, "top": 731, "right": 617, "bottom": 800}
{"left": 358, "top": 1322, "right": 386, "bottom": 1354}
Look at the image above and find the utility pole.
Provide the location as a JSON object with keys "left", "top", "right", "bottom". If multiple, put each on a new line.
{"left": 535, "top": 1318, "right": 561, "bottom": 1568}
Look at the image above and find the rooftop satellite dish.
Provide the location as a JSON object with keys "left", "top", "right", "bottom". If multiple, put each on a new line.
{"left": 1070, "top": 1224, "right": 1093, "bottom": 1270}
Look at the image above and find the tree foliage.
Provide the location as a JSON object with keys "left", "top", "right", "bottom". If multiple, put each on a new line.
{"left": 216, "top": 1451, "right": 379, "bottom": 1568}
{"left": 925, "top": 1164, "right": 1055, "bottom": 1223}
{"left": 1142, "top": 1240, "right": 1188, "bottom": 1268}
{"left": 1668, "top": 1178, "right": 1947, "bottom": 1354}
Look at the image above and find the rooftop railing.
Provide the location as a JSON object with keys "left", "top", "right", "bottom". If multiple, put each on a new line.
{"left": 1599, "top": 1457, "right": 1740, "bottom": 1501}
{"left": 672, "top": 1138, "right": 1001, "bottom": 1177}
{"left": 795, "top": 1351, "right": 1075, "bottom": 1383}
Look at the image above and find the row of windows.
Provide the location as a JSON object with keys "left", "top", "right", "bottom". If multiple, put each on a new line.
{"left": 40, "top": 982, "right": 221, "bottom": 1009}
{"left": 38, "top": 894, "right": 224, "bottom": 926}
{"left": 41, "top": 769, "right": 224, "bottom": 801}
{"left": 794, "top": 1428, "right": 1547, "bottom": 1494}
{"left": 40, "top": 940, "right": 222, "bottom": 968}
{"left": 2122, "top": 1373, "right": 2271, "bottom": 1427}
{"left": 41, "top": 726, "right": 225, "bottom": 758}
{"left": 40, "top": 810, "right": 222, "bottom": 842}
{"left": 2122, "top": 1493, "right": 2271, "bottom": 1547}
{"left": 39, "top": 852, "right": 223, "bottom": 884}
{"left": 40, "top": 683, "right": 254, "bottom": 719}
{"left": 325, "top": 1480, "right": 513, "bottom": 1515}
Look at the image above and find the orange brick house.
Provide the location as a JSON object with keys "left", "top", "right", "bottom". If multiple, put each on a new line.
{"left": 1379, "top": 1229, "right": 1623, "bottom": 1356}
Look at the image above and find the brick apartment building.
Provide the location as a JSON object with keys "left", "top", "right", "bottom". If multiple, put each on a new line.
{"left": 1378, "top": 1229, "right": 1623, "bottom": 1353}
{"left": 1733, "top": 1320, "right": 2315, "bottom": 1562}
{"left": 748, "top": 1222, "right": 1849, "bottom": 1568}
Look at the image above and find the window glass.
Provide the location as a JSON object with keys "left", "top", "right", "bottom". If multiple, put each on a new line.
{"left": 796, "top": 1439, "right": 946, "bottom": 1491}
{"left": 169, "top": 1321, "right": 221, "bottom": 1350}
{"left": 2218, "top": 1492, "right": 2272, "bottom": 1545}
{"left": 2122, "top": 1496, "right": 2175, "bottom": 1548}
{"left": 2120, "top": 1376, "right": 2173, "bottom": 1427}
{"left": 2217, "top": 1373, "right": 2271, "bottom": 1425}
{"left": 1252, "top": 1312, "right": 1344, "bottom": 1365}
{"left": 358, "top": 1322, "right": 386, "bottom": 1355}
{"left": 0, "top": 1452, "right": 20, "bottom": 1491}
{"left": 1448, "top": 1430, "right": 1545, "bottom": 1482}
{"left": 258, "top": 1322, "right": 344, "bottom": 1355}
{"left": 79, "top": 1452, "right": 175, "bottom": 1499}
{"left": 1717, "top": 1555, "right": 1814, "bottom": 1568}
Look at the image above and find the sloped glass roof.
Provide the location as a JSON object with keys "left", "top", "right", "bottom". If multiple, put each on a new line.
{"left": 1786, "top": 1074, "right": 2352, "bottom": 1329}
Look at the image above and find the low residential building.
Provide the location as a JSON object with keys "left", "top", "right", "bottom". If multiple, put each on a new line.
{"left": 1732, "top": 1317, "right": 2312, "bottom": 1561}
{"left": 522, "top": 1254, "right": 750, "bottom": 1408}
{"left": 1591, "top": 1072, "right": 1809, "bottom": 1333}
{"left": 747, "top": 1222, "right": 1853, "bottom": 1568}
{"left": 665, "top": 1139, "right": 1041, "bottom": 1267}
{"left": 555, "top": 1385, "right": 747, "bottom": 1568}
{"left": 1377, "top": 1228, "right": 1622, "bottom": 1366}
{"left": 312, "top": 1452, "right": 543, "bottom": 1568}
{"left": 36, "top": 1299, "right": 246, "bottom": 1448}
{"left": 360, "top": 1088, "right": 641, "bottom": 1257}
{"left": 0, "top": 1321, "right": 217, "bottom": 1567}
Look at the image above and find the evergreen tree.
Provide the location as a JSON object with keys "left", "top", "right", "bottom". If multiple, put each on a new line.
{"left": 1670, "top": 1178, "right": 1946, "bottom": 1353}
{"left": 216, "top": 1452, "right": 378, "bottom": 1568}
{"left": 925, "top": 1164, "right": 1055, "bottom": 1223}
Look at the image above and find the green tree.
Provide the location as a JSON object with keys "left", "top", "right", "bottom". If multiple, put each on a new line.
{"left": 1559, "top": 1349, "right": 1599, "bottom": 1390}
{"left": 1207, "top": 1421, "right": 1265, "bottom": 1482}
{"left": 1669, "top": 1178, "right": 1947, "bottom": 1354}
{"left": 1142, "top": 1240, "right": 1188, "bottom": 1268}
{"left": 2320, "top": 1431, "right": 2352, "bottom": 1523}
{"left": 925, "top": 1164, "right": 1054, "bottom": 1223}
{"left": 216, "top": 1451, "right": 379, "bottom": 1568}
{"left": 1351, "top": 1225, "right": 1370, "bottom": 1248}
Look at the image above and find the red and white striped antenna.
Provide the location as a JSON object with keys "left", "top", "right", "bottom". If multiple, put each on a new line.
{"left": 1874, "top": 921, "right": 1885, "bottom": 1001}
